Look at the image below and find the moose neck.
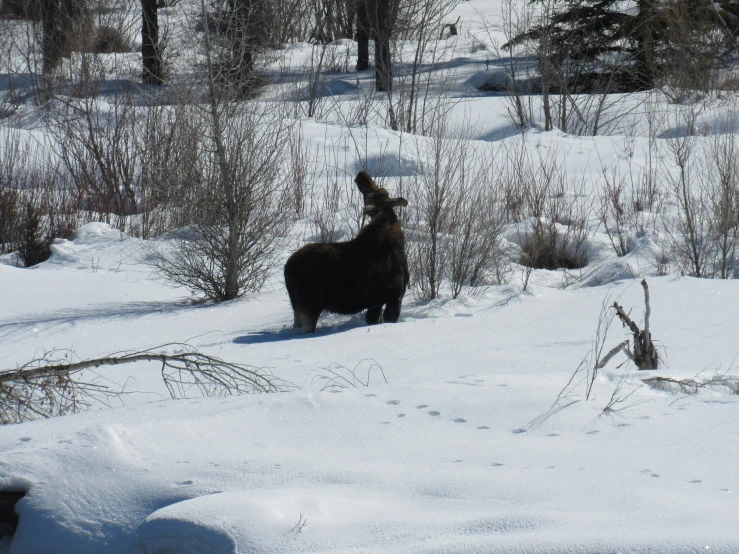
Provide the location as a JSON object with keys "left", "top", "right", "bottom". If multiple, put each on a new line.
{"left": 358, "top": 207, "right": 399, "bottom": 238}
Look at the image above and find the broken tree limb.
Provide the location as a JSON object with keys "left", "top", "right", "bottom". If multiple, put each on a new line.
{"left": 0, "top": 344, "right": 295, "bottom": 424}
{"left": 612, "top": 279, "right": 659, "bottom": 370}
{"left": 641, "top": 279, "right": 653, "bottom": 364}
{"left": 594, "top": 340, "right": 629, "bottom": 370}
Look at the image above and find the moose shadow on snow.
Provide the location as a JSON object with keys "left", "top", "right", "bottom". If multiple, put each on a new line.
{"left": 232, "top": 297, "right": 453, "bottom": 346}
{"left": 233, "top": 316, "right": 369, "bottom": 345}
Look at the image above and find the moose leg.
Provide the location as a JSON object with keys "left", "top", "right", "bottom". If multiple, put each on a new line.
{"left": 383, "top": 294, "right": 403, "bottom": 323}
{"left": 293, "top": 310, "right": 302, "bottom": 328}
{"left": 366, "top": 305, "right": 382, "bottom": 325}
{"left": 300, "top": 310, "right": 320, "bottom": 333}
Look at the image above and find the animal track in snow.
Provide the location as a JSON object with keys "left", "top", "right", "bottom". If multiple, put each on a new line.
{"left": 476, "top": 426, "right": 490, "bottom": 430}
{"left": 416, "top": 404, "right": 429, "bottom": 409}
{"left": 428, "top": 411, "right": 440, "bottom": 416}
{"left": 387, "top": 400, "right": 400, "bottom": 405}
{"left": 453, "top": 418, "right": 466, "bottom": 423}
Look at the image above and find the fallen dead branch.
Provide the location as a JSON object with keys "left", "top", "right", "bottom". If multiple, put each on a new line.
{"left": 1, "top": 344, "right": 295, "bottom": 424}
{"left": 643, "top": 374, "right": 739, "bottom": 395}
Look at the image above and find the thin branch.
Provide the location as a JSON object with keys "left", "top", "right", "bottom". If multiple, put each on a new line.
{"left": 594, "top": 340, "right": 629, "bottom": 370}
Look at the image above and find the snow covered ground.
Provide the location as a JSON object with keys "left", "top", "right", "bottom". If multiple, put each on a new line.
{"left": 1, "top": 222, "right": 739, "bottom": 553}
{"left": 3, "top": 0, "right": 739, "bottom": 552}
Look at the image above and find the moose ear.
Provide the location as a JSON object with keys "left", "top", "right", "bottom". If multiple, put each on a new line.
{"left": 355, "top": 171, "right": 378, "bottom": 197}
{"left": 363, "top": 204, "right": 377, "bottom": 215}
{"left": 388, "top": 197, "right": 408, "bottom": 208}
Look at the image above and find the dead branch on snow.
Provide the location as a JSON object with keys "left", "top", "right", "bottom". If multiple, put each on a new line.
{"left": 612, "top": 279, "right": 659, "bottom": 370}
{"left": 1, "top": 344, "right": 294, "bottom": 424}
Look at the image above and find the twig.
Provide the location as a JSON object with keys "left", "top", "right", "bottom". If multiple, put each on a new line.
{"left": 313, "top": 359, "right": 387, "bottom": 391}
{"left": 288, "top": 513, "right": 308, "bottom": 534}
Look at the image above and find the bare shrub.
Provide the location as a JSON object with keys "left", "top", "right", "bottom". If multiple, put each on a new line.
{"left": 661, "top": 123, "right": 739, "bottom": 279}
{"left": 311, "top": 170, "right": 343, "bottom": 242}
{"left": 49, "top": 95, "right": 192, "bottom": 239}
{"left": 405, "top": 116, "right": 510, "bottom": 299}
{"left": 51, "top": 95, "right": 140, "bottom": 230}
{"left": 703, "top": 131, "right": 739, "bottom": 278}
{"left": 132, "top": 104, "right": 197, "bottom": 239}
{"left": 147, "top": 102, "right": 294, "bottom": 302}
{"left": 447, "top": 154, "right": 510, "bottom": 298}
{"left": 391, "top": 0, "right": 461, "bottom": 134}
{"left": 0, "top": 131, "right": 84, "bottom": 265}
{"left": 87, "top": 25, "right": 131, "bottom": 54}
{"left": 598, "top": 154, "right": 662, "bottom": 257}
{"left": 500, "top": 140, "right": 591, "bottom": 288}
{"left": 289, "top": 125, "right": 315, "bottom": 218}
{"left": 405, "top": 124, "right": 470, "bottom": 299}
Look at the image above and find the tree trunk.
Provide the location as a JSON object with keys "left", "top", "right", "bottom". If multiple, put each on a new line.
{"left": 373, "top": 0, "right": 393, "bottom": 91}
{"left": 231, "top": 0, "right": 255, "bottom": 97}
{"left": 42, "top": 0, "right": 62, "bottom": 76}
{"left": 356, "top": 0, "right": 370, "bottom": 71}
{"left": 634, "top": 0, "right": 657, "bottom": 90}
{"left": 141, "top": 0, "right": 164, "bottom": 85}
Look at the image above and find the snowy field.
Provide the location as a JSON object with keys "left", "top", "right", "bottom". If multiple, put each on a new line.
{"left": 2, "top": 224, "right": 739, "bottom": 553}
{"left": 3, "top": 0, "right": 739, "bottom": 552}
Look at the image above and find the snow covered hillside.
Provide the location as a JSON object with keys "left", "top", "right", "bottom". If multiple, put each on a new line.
{"left": 3, "top": 0, "right": 739, "bottom": 551}
{"left": 2, "top": 225, "right": 739, "bottom": 553}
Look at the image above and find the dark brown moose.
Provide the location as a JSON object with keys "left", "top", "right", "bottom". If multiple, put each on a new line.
{"left": 284, "top": 171, "right": 410, "bottom": 333}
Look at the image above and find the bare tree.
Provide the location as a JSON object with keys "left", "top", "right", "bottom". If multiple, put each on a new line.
{"left": 146, "top": 1, "right": 293, "bottom": 301}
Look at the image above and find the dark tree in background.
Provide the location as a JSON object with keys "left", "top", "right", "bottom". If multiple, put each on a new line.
{"left": 356, "top": 0, "right": 370, "bottom": 70}
{"left": 373, "top": 0, "right": 397, "bottom": 91}
{"left": 42, "top": 0, "right": 62, "bottom": 75}
{"left": 354, "top": 0, "right": 399, "bottom": 90}
{"left": 41, "top": 0, "right": 88, "bottom": 77}
{"left": 141, "top": 0, "right": 164, "bottom": 85}
{"left": 509, "top": 0, "right": 739, "bottom": 93}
